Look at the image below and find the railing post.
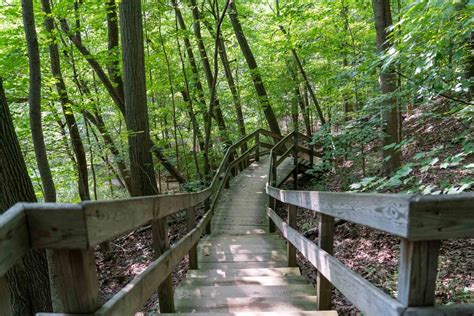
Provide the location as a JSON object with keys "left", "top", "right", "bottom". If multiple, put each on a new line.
{"left": 397, "top": 239, "right": 440, "bottom": 307}
{"left": 187, "top": 206, "right": 198, "bottom": 269}
{"left": 316, "top": 214, "right": 334, "bottom": 310}
{"left": 205, "top": 197, "right": 211, "bottom": 235}
{"left": 49, "top": 248, "right": 100, "bottom": 313}
{"left": 309, "top": 141, "right": 314, "bottom": 166}
{"left": 255, "top": 133, "right": 260, "bottom": 162}
{"left": 293, "top": 133, "right": 298, "bottom": 190}
{"left": 152, "top": 218, "right": 175, "bottom": 313}
{"left": 287, "top": 204, "right": 297, "bottom": 267}
{"left": 268, "top": 151, "right": 277, "bottom": 233}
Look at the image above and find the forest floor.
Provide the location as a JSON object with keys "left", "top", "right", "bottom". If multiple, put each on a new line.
{"left": 93, "top": 101, "right": 473, "bottom": 314}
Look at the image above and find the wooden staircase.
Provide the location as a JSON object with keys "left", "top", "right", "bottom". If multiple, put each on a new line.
{"left": 167, "top": 157, "right": 337, "bottom": 315}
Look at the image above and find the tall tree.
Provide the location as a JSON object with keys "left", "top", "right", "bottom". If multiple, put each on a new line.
{"left": 41, "top": 0, "right": 91, "bottom": 200}
{"left": 22, "top": 0, "right": 56, "bottom": 202}
{"left": 119, "top": 0, "right": 174, "bottom": 312}
{"left": 372, "top": 0, "right": 402, "bottom": 174}
{"left": 228, "top": 0, "right": 281, "bottom": 135}
{"left": 0, "top": 78, "right": 52, "bottom": 315}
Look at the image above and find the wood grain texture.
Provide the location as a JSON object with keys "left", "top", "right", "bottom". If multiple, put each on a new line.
{"left": 316, "top": 214, "right": 334, "bottom": 310}
{"left": 0, "top": 204, "right": 30, "bottom": 277}
{"left": 49, "top": 248, "right": 100, "bottom": 313}
{"left": 268, "top": 208, "right": 405, "bottom": 316}
{"left": 287, "top": 204, "right": 297, "bottom": 267}
{"left": 266, "top": 186, "right": 410, "bottom": 237}
{"left": 397, "top": 239, "right": 440, "bottom": 306}
{"left": 25, "top": 203, "right": 88, "bottom": 249}
{"left": 95, "top": 209, "right": 212, "bottom": 316}
{"left": 407, "top": 194, "right": 474, "bottom": 240}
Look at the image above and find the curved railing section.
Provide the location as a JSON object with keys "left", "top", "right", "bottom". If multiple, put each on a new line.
{"left": 266, "top": 131, "right": 474, "bottom": 316}
{"left": 0, "top": 128, "right": 283, "bottom": 316}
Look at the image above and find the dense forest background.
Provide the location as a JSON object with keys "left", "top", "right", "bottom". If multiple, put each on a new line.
{"left": 0, "top": 0, "right": 472, "bottom": 314}
{"left": 0, "top": 0, "right": 472, "bottom": 201}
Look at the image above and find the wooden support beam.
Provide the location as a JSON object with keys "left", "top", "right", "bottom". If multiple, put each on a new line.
{"left": 397, "top": 239, "right": 440, "bottom": 307}
{"left": 49, "top": 248, "right": 100, "bottom": 313}
{"left": 255, "top": 133, "right": 260, "bottom": 162}
{"left": 267, "top": 208, "right": 405, "bottom": 316}
{"left": 317, "top": 214, "right": 335, "bottom": 310}
{"left": 287, "top": 204, "right": 297, "bottom": 267}
{"left": 187, "top": 206, "right": 198, "bottom": 269}
{"left": 293, "top": 133, "right": 298, "bottom": 190}
{"left": 152, "top": 218, "right": 175, "bottom": 313}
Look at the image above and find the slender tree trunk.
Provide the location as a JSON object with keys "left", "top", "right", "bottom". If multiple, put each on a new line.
{"left": 372, "top": 0, "right": 401, "bottom": 174}
{"left": 42, "top": 0, "right": 90, "bottom": 201}
{"left": 22, "top": 0, "right": 56, "bottom": 203}
{"left": 105, "top": 0, "right": 124, "bottom": 101}
{"left": 289, "top": 65, "right": 311, "bottom": 136}
{"left": 119, "top": 1, "right": 174, "bottom": 312}
{"left": 228, "top": 0, "right": 281, "bottom": 135}
{"left": 0, "top": 78, "right": 52, "bottom": 316}
{"left": 187, "top": 0, "right": 230, "bottom": 146}
{"left": 59, "top": 18, "right": 186, "bottom": 184}
{"left": 204, "top": 19, "right": 247, "bottom": 142}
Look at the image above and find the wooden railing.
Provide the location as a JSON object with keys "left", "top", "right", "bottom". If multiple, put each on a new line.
{"left": 266, "top": 131, "right": 474, "bottom": 316}
{"left": 0, "top": 129, "right": 283, "bottom": 316}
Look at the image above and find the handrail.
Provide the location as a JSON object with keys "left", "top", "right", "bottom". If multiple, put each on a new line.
{"left": 265, "top": 130, "right": 474, "bottom": 316}
{"left": 0, "top": 128, "right": 288, "bottom": 315}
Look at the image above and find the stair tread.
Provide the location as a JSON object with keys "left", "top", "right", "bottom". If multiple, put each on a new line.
{"left": 175, "top": 295, "right": 319, "bottom": 312}
{"left": 182, "top": 275, "right": 308, "bottom": 286}
{"left": 160, "top": 312, "right": 337, "bottom": 315}
{"left": 187, "top": 267, "right": 301, "bottom": 278}
{"left": 175, "top": 284, "right": 315, "bottom": 299}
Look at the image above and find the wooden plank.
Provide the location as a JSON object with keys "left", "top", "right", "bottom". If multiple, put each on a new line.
{"left": 186, "top": 267, "right": 302, "bottom": 278}
{"left": 95, "top": 209, "right": 212, "bottom": 316}
{"left": 83, "top": 188, "right": 211, "bottom": 246}
{"left": 182, "top": 275, "right": 308, "bottom": 286}
{"left": 156, "top": 312, "right": 337, "bottom": 316}
{"left": 49, "top": 248, "right": 100, "bottom": 313}
{"left": 186, "top": 206, "right": 198, "bottom": 269}
{"left": 287, "top": 204, "right": 297, "bottom": 267}
{"left": 397, "top": 239, "right": 440, "bottom": 307}
{"left": 266, "top": 186, "right": 411, "bottom": 238}
{"left": 175, "top": 295, "right": 318, "bottom": 313}
{"left": 403, "top": 304, "right": 474, "bottom": 316}
{"left": 24, "top": 203, "right": 88, "bottom": 249}
{"left": 175, "top": 284, "right": 315, "bottom": 300}
{"left": 198, "top": 252, "right": 287, "bottom": 263}
{"left": 317, "top": 214, "right": 334, "bottom": 310}
{"left": 408, "top": 194, "right": 474, "bottom": 240}
{"left": 267, "top": 208, "right": 405, "bottom": 316}
{"left": 0, "top": 204, "right": 30, "bottom": 277}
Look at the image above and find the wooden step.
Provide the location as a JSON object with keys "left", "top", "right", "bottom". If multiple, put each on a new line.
{"left": 198, "top": 244, "right": 286, "bottom": 255}
{"left": 199, "top": 261, "right": 286, "bottom": 269}
{"left": 182, "top": 275, "right": 308, "bottom": 287}
{"left": 198, "top": 252, "right": 287, "bottom": 263}
{"left": 175, "top": 284, "right": 315, "bottom": 300}
{"left": 187, "top": 267, "right": 301, "bottom": 278}
{"left": 175, "top": 295, "right": 318, "bottom": 313}
{"left": 159, "top": 312, "right": 337, "bottom": 316}
{"left": 211, "top": 228, "right": 268, "bottom": 234}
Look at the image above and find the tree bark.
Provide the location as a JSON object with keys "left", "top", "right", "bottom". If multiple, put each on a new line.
{"left": 187, "top": 0, "right": 230, "bottom": 146}
{"left": 42, "top": 0, "right": 91, "bottom": 201}
{"left": 228, "top": 0, "right": 281, "bottom": 135}
{"left": 22, "top": 0, "right": 56, "bottom": 202}
{"left": 0, "top": 78, "right": 52, "bottom": 315}
{"left": 105, "top": 0, "right": 124, "bottom": 101}
{"left": 372, "top": 0, "right": 402, "bottom": 174}
{"left": 119, "top": 1, "right": 174, "bottom": 312}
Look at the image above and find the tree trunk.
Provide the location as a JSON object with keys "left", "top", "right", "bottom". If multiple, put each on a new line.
{"left": 372, "top": 0, "right": 402, "bottom": 175}
{"left": 119, "top": 1, "right": 174, "bottom": 312}
{"left": 0, "top": 78, "right": 52, "bottom": 316}
{"left": 228, "top": 0, "right": 281, "bottom": 135}
{"left": 42, "top": 0, "right": 91, "bottom": 200}
{"left": 105, "top": 0, "right": 124, "bottom": 101}
{"left": 187, "top": 0, "right": 230, "bottom": 146}
{"left": 22, "top": 0, "right": 56, "bottom": 203}
{"left": 59, "top": 17, "right": 186, "bottom": 184}
{"left": 203, "top": 19, "right": 247, "bottom": 142}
